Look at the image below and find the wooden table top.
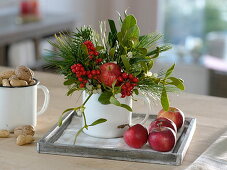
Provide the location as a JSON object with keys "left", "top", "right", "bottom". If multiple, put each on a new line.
{"left": 0, "top": 67, "right": 227, "bottom": 170}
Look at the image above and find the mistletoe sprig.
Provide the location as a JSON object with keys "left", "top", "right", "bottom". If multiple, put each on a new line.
{"left": 46, "top": 13, "right": 184, "bottom": 142}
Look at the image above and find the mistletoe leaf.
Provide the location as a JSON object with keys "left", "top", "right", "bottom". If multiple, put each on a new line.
{"left": 89, "top": 118, "right": 107, "bottom": 126}
{"left": 120, "top": 104, "right": 133, "bottom": 112}
{"left": 67, "top": 87, "right": 78, "bottom": 96}
{"left": 161, "top": 87, "right": 169, "bottom": 111}
{"left": 167, "top": 77, "right": 185, "bottom": 90}
{"left": 165, "top": 64, "right": 175, "bottom": 79}
{"left": 74, "top": 126, "right": 84, "bottom": 144}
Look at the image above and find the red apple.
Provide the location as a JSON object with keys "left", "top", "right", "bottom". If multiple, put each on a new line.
{"left": 123, "top": 124, "right": 148, "bottom": 149}
{"left": 148, "top": 117, "right": 177, "bottom": 133}
{"left": 157, "top": 107, "right": 185, "bottom": 130}
{"left": 148, "top": 127, "right": 176, "bottom": 152}
{"left": 99, "top": 63, "right": 121, "bottom": 87}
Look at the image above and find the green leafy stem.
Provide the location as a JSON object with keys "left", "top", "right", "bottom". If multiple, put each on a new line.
{"left": 58, "top": 93, "right": 107, "bottom": 144}
{"left": 160, "top": 64, "right": 185, "bottom": 111}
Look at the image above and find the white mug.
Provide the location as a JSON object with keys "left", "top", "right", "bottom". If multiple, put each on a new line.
{"left": 82, "top": 92, "right": 151, "bottom": 138}
{"left": 0, "top": 79, "right": 49, "bottom": 131}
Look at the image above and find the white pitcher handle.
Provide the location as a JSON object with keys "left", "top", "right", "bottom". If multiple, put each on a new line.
{"left": 134, "top": 94, "right": 151, "bottom": 125}
{"left": 37, "top": 85, "right": 50, "bottom": 115}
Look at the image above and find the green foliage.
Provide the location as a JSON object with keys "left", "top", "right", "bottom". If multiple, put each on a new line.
{"left": 161, "top": 86, "right": 169, "bottom": 111}
{"left": 46, "top": 13, "right": 184, "bottom": 116}
{"left": 89, "top": 118, "right": 107, "bottom": 126}
{"left": 98, "top": 92, "right": 112, "bottom": 104}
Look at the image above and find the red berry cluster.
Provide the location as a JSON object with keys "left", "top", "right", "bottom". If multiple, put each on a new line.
{"left": 83, "top": 40, "right": 103, "bottom": 64}
{"left": 71, "top": 63, "right": 101, "bottom": 88}
{"left": 117, "top": 73, "right": 139, "bottom": 98}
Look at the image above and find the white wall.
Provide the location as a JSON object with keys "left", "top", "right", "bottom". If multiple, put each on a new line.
{"left": 39, "top": 0, "right": 158, "bottom": 34}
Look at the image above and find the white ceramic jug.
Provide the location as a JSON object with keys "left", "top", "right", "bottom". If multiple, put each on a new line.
{"left": 82, "top": 92, "right": 151, "bottom": 138}
{"left": 0, "top": 79, "right": 49, "bottom": 131}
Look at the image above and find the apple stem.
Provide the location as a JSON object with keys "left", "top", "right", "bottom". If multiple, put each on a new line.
{"left": 157, "top": 122, "right": 162, "bottom": 128}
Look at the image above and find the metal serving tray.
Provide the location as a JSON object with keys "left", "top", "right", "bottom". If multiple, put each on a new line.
{"left": 37, "top": 111, "right": 196, "bottom": 166}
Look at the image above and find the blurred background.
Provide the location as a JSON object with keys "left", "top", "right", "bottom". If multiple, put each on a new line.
{"left": 0, "top": 0, "right": 227, "bottom": 97}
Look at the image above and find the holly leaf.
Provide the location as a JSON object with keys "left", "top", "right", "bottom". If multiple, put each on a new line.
{"left": 98, "top": 92, "right": 112, "bottom": 104}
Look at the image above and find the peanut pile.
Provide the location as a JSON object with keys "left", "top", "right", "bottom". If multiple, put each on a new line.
{"left": 0, "top": 65, "right": 36, "bottom": 87}
{"left": 0, "top": 125, "right": 35, "bottom": 146}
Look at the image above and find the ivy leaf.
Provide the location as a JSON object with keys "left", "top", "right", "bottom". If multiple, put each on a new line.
{"left": 121, "top": 55, "right": 130, "bottom": 72}
{"left": 98, "top": 92, "right": 112, "bottom": 104}
{"left": 167, "top": 77, "right": 185, "bottom": 90}
{"left": 161, "top": 87, "right": 169, "bottom": 111}
{"left": 110, "top": 96, "right": 121, "bottom": 106}
{"left": 64, "top": 79, "right": 75, "bottom": 85}
{"left": 89, "top": 118, "right": 107, "bottom": 127}
{"left": 120, "top": 104, "right": 133, "bottom": 112}
{"left": 165, "top": 64, "right": 175, "bottom": 79}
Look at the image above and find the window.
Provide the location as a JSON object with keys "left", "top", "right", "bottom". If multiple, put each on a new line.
{"left": 159, "top": 0, "right": 227, "bottom": 62}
